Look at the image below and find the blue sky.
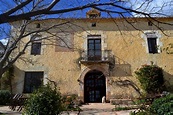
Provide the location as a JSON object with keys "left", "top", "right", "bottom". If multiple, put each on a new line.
{"left": 0, "top": 0, "right": 131, "bottom": 42}
{"left": 0, "top": 0, "right": 173, "bottom": 42}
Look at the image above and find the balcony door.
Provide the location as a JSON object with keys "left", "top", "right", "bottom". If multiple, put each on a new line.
{"left": 87, "top": 36, "right": 101, "bottom": 61}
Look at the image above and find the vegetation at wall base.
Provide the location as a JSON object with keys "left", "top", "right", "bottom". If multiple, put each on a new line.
{"left": 150, "top": 94, "right": 173, "bottom": 115}
{"left": 135, "top": 63, "right": 165, "bottom": 94}
{"left": 0, "top": 90, "right": 11, "bottom": 105}
{"left": 130, "top": 94, "right": 173, "bottom": 115}
{"left": 23, "top": 84, "right": 63, "bottom": 115}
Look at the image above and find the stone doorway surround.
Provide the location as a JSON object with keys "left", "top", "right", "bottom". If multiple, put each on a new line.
{"left": 78, "top": 65, "right": 110, "bottom": 102}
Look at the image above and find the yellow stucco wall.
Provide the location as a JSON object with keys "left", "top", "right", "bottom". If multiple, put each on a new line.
{"left": 12, "top": 18, "right": 173, "bottom": 101}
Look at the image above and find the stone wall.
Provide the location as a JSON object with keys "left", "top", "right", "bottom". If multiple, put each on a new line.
{"left": 12, "top": 18, "right": 173, "bottom": 101}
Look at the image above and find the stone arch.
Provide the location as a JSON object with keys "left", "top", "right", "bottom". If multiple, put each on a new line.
{"left": 78, "top": 65, "right": 109, "bottom": 102}
{"left": 78, "top": 65, "right": 109, "bottom": 83}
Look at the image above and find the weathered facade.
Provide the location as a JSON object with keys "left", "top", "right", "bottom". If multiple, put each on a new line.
{"left": 12, "top": 10, "right": 173, "bottom": 103}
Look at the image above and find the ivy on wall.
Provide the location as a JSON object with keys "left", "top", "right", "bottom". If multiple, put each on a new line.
{"left": 163, "top": 43, "right": 173, "bottom": 54}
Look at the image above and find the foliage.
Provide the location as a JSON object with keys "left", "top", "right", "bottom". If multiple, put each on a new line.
{"left": 0, "top": 113, "right": 6, "bottom": 115}
{"left": 23, "top": 84, "right": 63, "bottom": 115}
{"left": 0, "top": 66, "right": 14, "bottom": 92}
{"left": 135, "top": 64, "right": 164, "bottom": 94}
{"left": 150, "top": 94, "right": 173, "bottom": 115}
{"left": 0, "top": 90, "right": 11, "bottom": 105}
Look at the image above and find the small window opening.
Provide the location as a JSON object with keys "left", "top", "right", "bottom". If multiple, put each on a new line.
{"left": 148, "top": 21, "right": 153, "bottom": 26}
{"left": 89, "top": 14, "right": 98, "bottom": 18}
{"left": 31, "top": 42, "right": 41, "bottom": 55}
{"left": 91, "top": 22, "right": 96, "bottom": 27}
{"left": 36, "top": 23, "right": 40, "bottom": 28}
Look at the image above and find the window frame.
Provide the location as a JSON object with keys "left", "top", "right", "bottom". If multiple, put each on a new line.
{"left": 23, "top": 72, "right": 44, "bottom": 93}
{"left": 31, "top": 41, "right": 42, "bottom": 55}
{"left": 143, "top": 31, "right": 162, "bottom": 54}
{"left": 87, "top": 35, "right": 102, "bottom": 60}
{"left": 30, "top": 34, "right": 42, "bottom": 55}
{"left": 147, "top": 37, "right": 158, "bottom": 54}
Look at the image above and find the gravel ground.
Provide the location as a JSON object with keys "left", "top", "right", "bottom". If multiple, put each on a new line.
{"left": 0, "top": 103, "right": 135, "bottom": 115}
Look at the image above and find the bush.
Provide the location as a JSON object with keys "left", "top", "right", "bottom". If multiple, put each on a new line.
{"left": 0, "top": 90, "right": 11, "bottom": 105}
{"left": 135, "top": 64, "right": 164, "bottom": 94}
{"left": 150, "top": 94, "right": 173, "bottom": 115}
{"left": 24, "top": 84, "right": 63, "bottom": 115}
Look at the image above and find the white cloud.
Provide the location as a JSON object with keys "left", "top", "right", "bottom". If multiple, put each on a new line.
{"left": 128, "top": 0, "right": 173, "bottom": 17}
{"left": 0, "top": 38, "right": 8, "bottom": 45}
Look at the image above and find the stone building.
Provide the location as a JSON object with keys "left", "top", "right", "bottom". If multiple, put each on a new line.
{"left": 12, "top": 9, "right": 173, "bottom": 103}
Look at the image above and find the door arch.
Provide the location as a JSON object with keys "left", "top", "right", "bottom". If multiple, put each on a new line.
{"left": 84, "top": 70, "right": 106, "bottom": 103}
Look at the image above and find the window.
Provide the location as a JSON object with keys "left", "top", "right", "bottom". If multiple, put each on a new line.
{"left": 89, "top": 14, "right": 98, "bottom": 18}
{"left": 30, "top": 34, "right": 42, "bottom": 55}
{"left": 145, "top": 32, "right": 160, "bottom": 54}
{"left": 23, "top": 72, "right": 43, "bottom": 93}
{"left": 91, "top": 22, "right": 96, "bottom": 27}
{"left": 147, "top": 38, "right": 158, "bottom": 53}
{"left": 87, "top": 35, "right": 101, "bottom": 60}
{"left": 31, "top": 42, "right": 41, "bottom": 55}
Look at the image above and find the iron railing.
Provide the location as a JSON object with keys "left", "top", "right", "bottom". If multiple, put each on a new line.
{"left": 80, "top": 50, "right": 113, "bottom": 62}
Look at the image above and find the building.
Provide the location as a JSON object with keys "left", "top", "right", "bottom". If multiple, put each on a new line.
{"left": 12, "top": 9, "right": 173, "bottom": 103}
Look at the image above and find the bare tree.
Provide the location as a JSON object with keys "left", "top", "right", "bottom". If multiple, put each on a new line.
{"left": 0, "top": 0, "right": 172, "bottom": 24}
{"left": 0, "top": 0, "right": 173, "bottom": 78}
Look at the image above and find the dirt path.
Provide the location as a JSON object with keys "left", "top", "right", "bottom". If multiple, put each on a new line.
{"left": 0, "top": 103, "right": 134, "bottom": 115}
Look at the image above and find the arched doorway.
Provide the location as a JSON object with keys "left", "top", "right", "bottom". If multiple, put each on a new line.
{"left": 84, "top": 70, "right": 106, "bottom": 103}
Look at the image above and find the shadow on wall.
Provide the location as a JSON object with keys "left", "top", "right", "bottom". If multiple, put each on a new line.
{"left": 111, "top": 56, "right": 132, "bottom": 76}
{"left": 163, "top": 71, "right": 173, "bottom": 93}
{"left": 12, "top": 65, "right": 25, "bottom": 94}
{"left": 109, "top": 79, "right": 142, "bottom": 97}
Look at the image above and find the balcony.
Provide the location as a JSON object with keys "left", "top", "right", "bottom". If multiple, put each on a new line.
{"left": 80, "top": 50, "right": 114, "bottom": 64}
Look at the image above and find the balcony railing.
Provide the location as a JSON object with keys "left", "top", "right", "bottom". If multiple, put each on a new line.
{"left": 80, "top": 50, "right": 113, "bottom": 63}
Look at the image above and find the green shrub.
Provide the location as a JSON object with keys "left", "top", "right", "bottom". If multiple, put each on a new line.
{"left": 0, "top": 90, "right": 11, "bottom": 105}
{"left": 150, "top": 94, "right": 173, "bottom": 115}
{"left": 24, "top": 84, "right": 63, "bottom": 115}
{"left": 135, "top": 64, "right": 164, "bottom": 94}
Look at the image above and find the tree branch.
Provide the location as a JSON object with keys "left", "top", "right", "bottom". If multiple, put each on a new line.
{"left": 46, "top": 0, "right": 60, "bottom": 11}
{"left": 0, "top": 0, "right": 32, "bottom": 16}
